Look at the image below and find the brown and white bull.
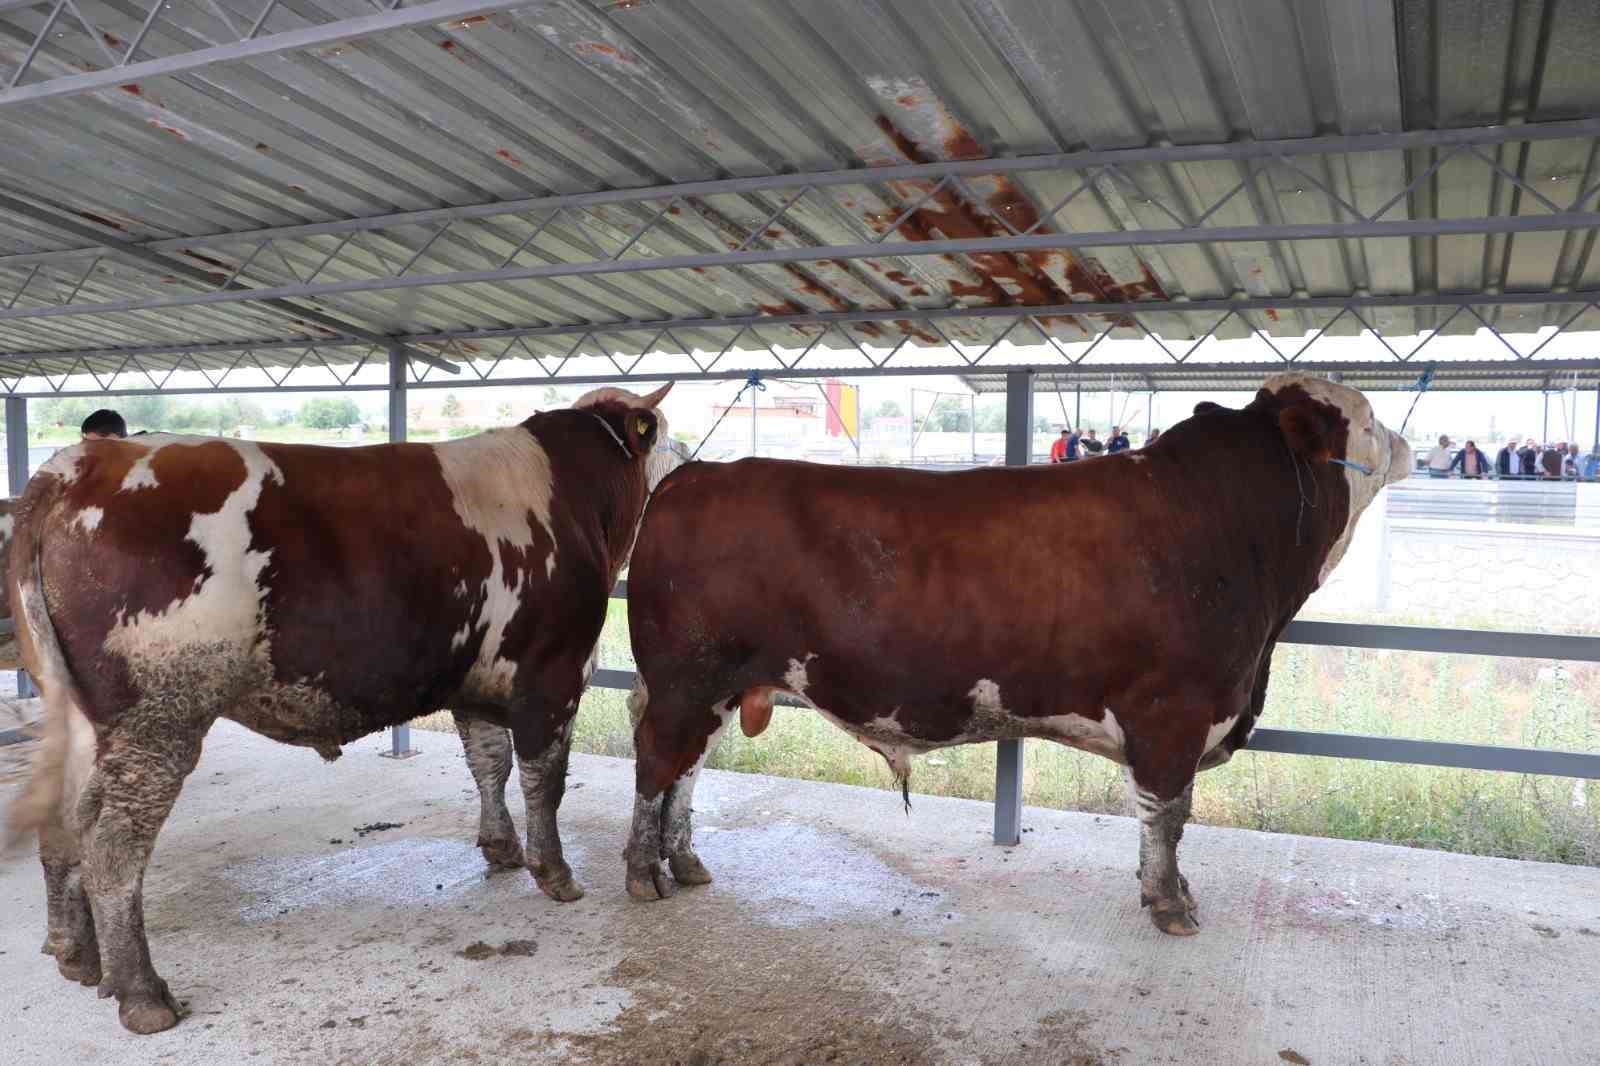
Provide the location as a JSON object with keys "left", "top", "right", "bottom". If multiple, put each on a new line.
{"left": 3, "top": 384, "right": 682, "bottom": 1033}
{"left": 622, "top": 373, "right": 1410, "bottom": 935}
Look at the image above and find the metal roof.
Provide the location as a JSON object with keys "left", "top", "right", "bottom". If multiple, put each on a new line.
{"left": 1, "top": 0, "right": 1599, "bottom": 394}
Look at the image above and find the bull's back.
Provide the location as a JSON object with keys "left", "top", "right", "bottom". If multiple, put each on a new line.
{"left": 27, "top": 435, "right": 500, "bottom": 727}
{"left": 630, "top": 457, "right": 1229, "bottom": 698}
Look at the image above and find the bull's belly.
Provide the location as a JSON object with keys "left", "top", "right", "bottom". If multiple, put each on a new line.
{"left": 224, "top": 680, "right": 397, "bottom": 758}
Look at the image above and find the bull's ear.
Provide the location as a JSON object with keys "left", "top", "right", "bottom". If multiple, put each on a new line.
{"left": 1193, "top": 401, "right": 1226, "bottom": 416}
{"left": 1278, "top": 401, "right": 1336, "bottom": 463}
{"left": 621, "top": 408, "right": 659, "bottom": 458}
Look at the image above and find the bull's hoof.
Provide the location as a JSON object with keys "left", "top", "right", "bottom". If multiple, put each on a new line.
{"left": 667, "top": 850, "right": 713, "bottom": 886}
{"left": 478, "top": 836, "right": 526, "bottom": 870}
{"left": 1140, "top": 879, "right": 1197, "bottom": 914}
{"left": 117, "top": 982, "right": 182, "bottom": 1035}
{"left": 1149, "top": 901, "right": 1201, "bottom": 937}
{"left": 56, "top": 949, "right": 102, "bottom": 987}
{"left": 533, "top": 865, "right": 585, "bottom": 902}
{"left": 626, "top": 860, "right": 676, "bottom": 901}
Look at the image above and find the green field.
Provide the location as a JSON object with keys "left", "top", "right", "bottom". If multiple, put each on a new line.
{"left": 416, "top": 599, "right": 1600, "bottom": 867}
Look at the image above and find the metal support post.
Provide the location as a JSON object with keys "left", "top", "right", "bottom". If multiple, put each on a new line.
{"left": 970, "top": 393, "right": 977, "bottom": 463}
{"left": 1593, "top": 387, "right": 1599, "bottom": 454}
{"left": 750, "top": 385, "right": 758, "bottom": 458}
{"left": 6, "top": 397, "right": 33, "bottom": 698}
{"left": 1543, "top": 391, "right": 1550, "bottom": 441}
{"left": 994, "top": 369, "right": 1033, "bottom": 845}
{"left": 383, "top": 347, "right": 419, "bottom": 759}
{"left": 1075, "top": 383, "right": 1081, "bottom": 428}
{"left": 1146, "top": 391, "right": 1153, "bottom": 439}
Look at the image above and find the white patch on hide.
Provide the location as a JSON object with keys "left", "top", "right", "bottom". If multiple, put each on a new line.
{"left": 1127, "top": 454, "right": 1147, "bottom": 463}
{"left": 0, "top": 511, "right": 14, "bottom": 545}
{"left": 783, "top": 654, "right": 817, "bottom": 699}
{"left": 432, "top": 428, "right": 556, "bottom": 702}
{"left": 105, "top": 439, "right": 284, "bottom": 665}
{"left": 1202, "top": 713, "right": 1240, "bottom": 761}
{"left": 968, "top": 678, "right": 1003, "bottom": 715}
{"left": 121, "top": 450, "right": 161, "bottom": 492}
{"left": 73, "top": 506, "right": 103, "bottom": 534}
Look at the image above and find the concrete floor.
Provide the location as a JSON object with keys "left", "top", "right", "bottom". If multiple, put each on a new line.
{"left": 2, "top": 723, "right": 1598, "bottom": 1066}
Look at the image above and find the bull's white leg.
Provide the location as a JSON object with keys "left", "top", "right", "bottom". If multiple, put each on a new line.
{"left": 77, "top": 721, "right": 208, "bottom": 1034}
{"left": 1124, "top": 768, "right": 1195, "bottom": 912}
{"left": 452, "top": 713, "right": 524, "bottom": 869}
{"left": 660, "top": 705, "right": 734, "bottom": 886}
{"left": 1129, "top": 777, "right": 1199, "bottom": 936}
{"left": 39, "top": 810, "right": 100, "bottom": 986}
{"left": 515, "top": 712, "right": 583, "bottom": 902}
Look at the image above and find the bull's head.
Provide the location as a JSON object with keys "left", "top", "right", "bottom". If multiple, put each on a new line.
{"left": 571, "top": 382, "right": 687, "bottom": 492}
{"left": 1255, "top": 372, "right": 1411, "bottom": 580}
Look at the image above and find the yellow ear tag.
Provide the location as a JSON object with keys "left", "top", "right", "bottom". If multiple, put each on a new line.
{"left": 635, "top": 417, "right": 650, "bottom": 435}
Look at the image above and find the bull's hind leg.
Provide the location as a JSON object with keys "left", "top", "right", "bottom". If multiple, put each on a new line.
{"left": 1125, "top": 740, "right": 1204, "bottom": 937}
{"left": 625, "top": 689, "right": 732, "bottom": 901}
{"left": 39, "top": 811, "right": 100, "bottom": 986}
{"left": 452, "top": 714, "right": 524, "bottom": 869}
{"left": 77, "top": 719, "right": 208, "bottom": 1033}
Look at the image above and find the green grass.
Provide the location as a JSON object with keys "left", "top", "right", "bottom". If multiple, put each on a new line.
{"left": 421, "top": 598, "right": 1600, "bottom": 867}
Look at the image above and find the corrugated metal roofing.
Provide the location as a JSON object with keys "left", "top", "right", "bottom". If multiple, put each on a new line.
{"left": 1, "top": 0, "right": 1598, "bottom": 380}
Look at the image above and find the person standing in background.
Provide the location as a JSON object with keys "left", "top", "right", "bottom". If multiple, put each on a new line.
{"left": 1425, "top": 434, "right": 1453, "bottom": 477}
{"left": 80, "top": 409, "right": 127, "bottom": 440}
{"left": 1049, "top": 428, "right": 1070, "bottom": 463}
{"left": 1449, "top": 440, "right": 1489, "bottom": 478}
{"left": 1496, "top": 436, "right": 1520, "bottom": 478}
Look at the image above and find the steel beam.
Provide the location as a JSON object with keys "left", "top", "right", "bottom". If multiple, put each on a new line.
{"left": 994, "top": 368, "right": 1033, "bottom": 846}
{"left": 4, "top": 358, "right": 1597, "bottom": 400}
{"left": 5, "top": 288, "right": 1599, "bottom": 368}
{"left": 6, "top": 215, "right": 1599, "bottom": 325}
{"left": 0, "top": 0, "right": 552, "bottom": 109}
{"left": 6, "top": 394, "right": 32, "bottom": 697}
{"left": 382, "top": 345, "right": 419, "bottom": 760}
{"left": 5, "top": 119, "right": 1599, "bottom": 267}
{"left": 0, "top": 191, "right": 457, "bottom": 372}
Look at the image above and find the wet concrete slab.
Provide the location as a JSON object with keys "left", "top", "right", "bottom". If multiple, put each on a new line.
{"left": 2, "top": 721, "right": 1598, "bottom": 1065}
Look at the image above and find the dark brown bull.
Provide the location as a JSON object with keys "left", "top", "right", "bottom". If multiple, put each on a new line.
{"left": 622, "top": 373, "right": 1410, "bottom": 936}
{"left": 2, "top": 385, "right": 679, "bottom": 1033}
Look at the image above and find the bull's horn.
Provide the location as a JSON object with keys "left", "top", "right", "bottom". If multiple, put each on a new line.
{"left": 638, "top": 381, "right": 674, "bottom": 409}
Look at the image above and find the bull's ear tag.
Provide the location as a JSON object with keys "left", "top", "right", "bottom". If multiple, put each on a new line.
{"left": 635, "top": 417, "right": 650, "bottom": 435}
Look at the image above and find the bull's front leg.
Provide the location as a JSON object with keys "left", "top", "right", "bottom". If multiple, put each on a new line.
{"left": 452, "top": 713, "right": 524, "bottom": 870}
{"left": 1125, "top": 736, "right": 1205, "bottom": 937}
{"left": 511, "top": 674, "right": 585, "bottom": 902}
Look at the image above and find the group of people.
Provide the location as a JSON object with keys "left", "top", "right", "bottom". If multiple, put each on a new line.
{"left": 1048, "top": 425, "right": 1140, "bottom": 462}
{"left": 1424, "top": 434, "right": 1598, "bottom": 480}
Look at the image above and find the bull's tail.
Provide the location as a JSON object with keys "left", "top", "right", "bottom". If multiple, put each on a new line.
{"left": 3, "top": 472, "right": 84, "bottom": 852}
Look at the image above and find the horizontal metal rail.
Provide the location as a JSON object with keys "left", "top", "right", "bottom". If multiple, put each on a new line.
{"left": 6, "top": 118, "right": 1600, "bottom": 267}
{"left": 6, "top": 214, "right": 1599, "bottom": 324}
{"left": 598, "top": 585, "right": 1600, "bottom": 778}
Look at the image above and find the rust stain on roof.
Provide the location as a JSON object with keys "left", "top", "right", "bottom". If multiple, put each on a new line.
{"left": 147, "top": 120, "right": 188, "bottom": 140}
{"left": 866, "top": 114, "right": 1168, "bottom": 332}
{"left": 118, "top": 83, "right": 141, "bottom": 97}
{"left": 451, "top": 15, "right": 489, "bottom": 28}
{"left": 76, "top": 211, "right": 128, "bottom": 232}
{"left": 181, "top": 249, "right": 231, "bottom": 271}
{"left": 496, "top": 148, "right": 523, "bottom": 166}
{"left": 574, "top": 40, "right": 636, "bottom": 63}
